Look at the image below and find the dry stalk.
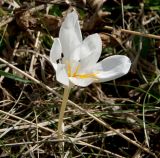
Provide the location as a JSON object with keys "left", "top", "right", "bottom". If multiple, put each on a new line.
{"left": 104, "top": 25, "right": 160, "bottom": 40}
{"left": 0, "top": 121, "right": 55, "bottom": 133}
{"left": 0, "top": 109, "right": 56, "bottom": 134}
{"left": 29, "top": 31, "right": 41, "bottom": 76}
{"left": 76, "top": 140, "right": 125, "bottom": 158}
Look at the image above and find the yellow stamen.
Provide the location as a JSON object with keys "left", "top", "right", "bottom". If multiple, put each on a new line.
{"left": 74, "top": 73, "right": 98, "bottom": 79}
{"left": 67, "top": 63, "right": 72, "bottom": 77}
{"left": 73, "top": 64, "right": 80, "bottom": 77}
{"left": 67, "top": 61, "right": 98, "bottom": 80}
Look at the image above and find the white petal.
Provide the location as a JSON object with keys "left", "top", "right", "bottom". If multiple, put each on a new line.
{"left": 59, "top": 11, "right": 82, "bottom": 59}
{"left": 50, "top": 38, "right": 62, "bottom": 65}
{"left": 69, "top": 77, "right": 94, "bottom": 87}
{"left": 93, "top": 55, "right": 131, "bottom": 82}
{"left": 72, "top": 34, "right": 102, "bottom": 63}
{"left": 56, "top": 64, "right": 69, "bottom": 86}
{"left": 50, "top": 62, "right": 58, "bottom": 71}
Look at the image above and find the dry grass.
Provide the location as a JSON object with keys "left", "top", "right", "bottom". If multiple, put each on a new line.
{"left": 0, "top": 0, "right": 160, "bottom": 157}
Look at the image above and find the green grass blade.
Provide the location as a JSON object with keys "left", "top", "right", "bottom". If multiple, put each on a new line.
{"left": 0, "top": 70, "right": 32, "bottom": 83}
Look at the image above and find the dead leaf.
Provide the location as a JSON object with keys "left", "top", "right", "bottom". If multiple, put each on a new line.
{"left": 14, "top": 7, "right": 37, "bottom": 30}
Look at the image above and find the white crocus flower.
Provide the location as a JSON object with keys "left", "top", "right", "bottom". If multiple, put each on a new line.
{"left": 50, "top": 11, "right": 131, "bottom": 140}
{"left": 50, "top": 11, "right": 131, "bottom": 87}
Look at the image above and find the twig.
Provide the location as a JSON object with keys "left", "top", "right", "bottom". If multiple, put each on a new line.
{"left": 104, "top": 25, "right": 160, "bottom": 40}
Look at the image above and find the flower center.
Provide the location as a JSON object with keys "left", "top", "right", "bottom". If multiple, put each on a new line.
{"left": 67, "top": 62, "right": 98, "bottom": 79}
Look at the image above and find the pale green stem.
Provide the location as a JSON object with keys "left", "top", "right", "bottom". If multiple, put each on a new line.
{"left": 58, "top": 86, "right": 71, "bottom": 139}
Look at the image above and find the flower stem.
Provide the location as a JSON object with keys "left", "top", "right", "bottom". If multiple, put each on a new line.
{"left": 58, "top": 86, "right": 71, "bottom": 139}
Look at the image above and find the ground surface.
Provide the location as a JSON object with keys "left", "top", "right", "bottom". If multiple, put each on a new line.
{"left": 0, "top": 0, "right": 160, "bottom": 157}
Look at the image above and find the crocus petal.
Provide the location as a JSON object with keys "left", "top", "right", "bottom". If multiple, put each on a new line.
{"left": 72, "top": 34, "right": 102, "bottom": 63}
{"left": 50, "top": 38, "right": 62, "bottom": 70}
{"left": 93, "top": 55, "right": 131, "bottom": 82}
{"left": 56, "top": 64, "right": 69, "bottom": 86}
{"left": 59, "top": 11, "right": 82, "bottom": 59}
{"left": 69, "top": 77, "right": 94, "bottom": 87}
